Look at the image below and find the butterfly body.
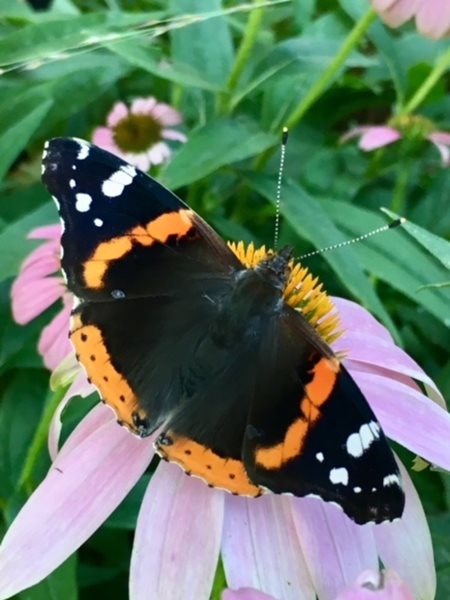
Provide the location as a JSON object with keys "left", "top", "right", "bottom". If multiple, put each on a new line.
{"left": 42, "top": 137, "right": 405, "bottom": 524}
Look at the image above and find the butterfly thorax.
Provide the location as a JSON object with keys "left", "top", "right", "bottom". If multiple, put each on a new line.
{"left": 210, "top": 247, "right": 292, "bottom": 348}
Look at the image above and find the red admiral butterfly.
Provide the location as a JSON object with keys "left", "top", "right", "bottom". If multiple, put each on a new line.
{"left": 42, "top": 137, "right": 405, "bottom": 525}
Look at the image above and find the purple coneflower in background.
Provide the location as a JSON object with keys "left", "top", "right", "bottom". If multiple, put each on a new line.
{"left": 92, "top": 96, "right": 186, "bottom": 171}
{"left": 342, "top": 115, "right": 450, "bottom": 166}
{"left": 370, "top": 0, "right": 450, "bottom": 39}
{"left": 3, "top": 234, "right": 450, "bottom": 600}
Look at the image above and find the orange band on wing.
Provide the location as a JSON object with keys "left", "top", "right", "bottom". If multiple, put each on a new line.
{"left": 255, "top": 357, "right": 339, "bottom": 469}
{"left": 156, "top": 432, "right": 262, "bottom": 496}
{"left": 71, "top": 320, "right": 148, "bottom": 433}
{"left": 83, "top": 209, "right": 194, "bottom": 288}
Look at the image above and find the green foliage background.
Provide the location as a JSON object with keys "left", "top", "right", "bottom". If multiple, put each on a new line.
{"left": 0, "top": 0, "right": 449, "bottom": 598}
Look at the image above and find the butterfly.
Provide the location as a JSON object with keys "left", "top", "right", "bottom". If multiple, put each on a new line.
{"left": 41, "top": 137, "right": 405, "bottom": 525}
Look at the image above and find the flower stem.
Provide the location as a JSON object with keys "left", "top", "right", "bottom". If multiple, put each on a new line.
{"left": 400, "top": 46, "right": 450, "bottom": 116}
{"left": 18, "top": 384, "right": 69, "bottom": 493}
{"left": 254, "top": 7, "right": 377, "bottom": 168}
{"left": 391, "top": 161, "right": 409, "bottom": 214}
{"left": 284, "top": 7, "right": 377, "bottom": 131}
{"left": 219, "top": 0, "right": 266, "bottom": 113}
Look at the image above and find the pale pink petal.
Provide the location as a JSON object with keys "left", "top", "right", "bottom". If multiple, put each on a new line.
{"left": 222, "top": 495, "right": 314, "bottom": 600}
{"left": 147, "top": 142, "right": 171, "bottom": 166}
{"left": 428, "top": 131, "right": 450, "bottom": 145}
{"left": 125, "top": 152, "right": 151, "bottom": 171}
{"left": 11, "top": 277, "right": 64, "bottom": 324}
{"left": 92, "top": 126, "right": 117, "bottom": 152}
{"left": 222, "top": 589, "right": 277, "bottom": 600}
{"left": 416, "top": 0, "right": 450, "bottom": 39}
{"left": 335, "top": 331, "right": 445, "bottom": 407}
{"left": 0, "top": 419, "right": 154, "bottom": 599}
{"left": 291, "top": 497, "right": 378, "bottom": 600}
{"left": 20, "top": 240, "right": 59, "bottom": 277}
{"left": 378, "top": 0, "right": 421, "bottom": 27}
{"left": 371, "top": 0, "right": 397, "bottom": 11}
{"left": 27, "top": 224, "right": 61, "bottom": 240}
{"left": 48, "top": 373, "right": 96, "bottom": 461}
{"left": 340, "top": 126, "right": 371, "bottom": 144}
{"left": 151, "top": 103, "right": 182, "bottom": 126}
{"left": 131, "top": 97, "right": 157, "bottom": 114}
{"left": 130, "top": 462, "right": 224, "bottom": 600}
{"left": 162, "top": 128, "right": 187, "bottom": 142}
{"left": 374, "top": 462, "right": 435, "bottom": 600}
{"left": 349, "top": 370, "right": 450, "bottom": 470}
{"left": 106, "top": 101, "right": 129, "bottom": 127}
{"left": 427, "top": 133, "right": 450, "bottom": 165}
{"left": 331, "top": 297, "right": 394, "bottom": 343}
{"left": 38, "top": 304, "right": 72, "bottom": 369}
{"left": 335, "top": 569, "right": 414, "bottom": 600}
{"left": 359, "top": 127, "right": 402, "bottom": 151}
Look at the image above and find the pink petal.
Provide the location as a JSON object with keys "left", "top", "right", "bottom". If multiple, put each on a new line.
{"left": 331, "top": 297, "right": 394, "bottom": 343}
{"left": 428, "top": 131, "right": 450, "bottom": 145}
{"left": 349, "top": 370, "right": 450, "bottom": 470}
{"left": 162, "top": 128, "right": 187, "bottom": 142}
{"left": 38, "top": 304, "right": 72, "bottom": 369}
{"left": 377, "top": 0, "right": 421, "bottom": 27}
{"left": 335, "top": 569, "right": 414, "bottom": 600}
{"left": 131, "top": 97, "right": 157, "bottom": 114}
{"left": 427, "top": 133, "right": 450, "bottom": 165}
{"left": 0, "top": 418, "right": 154, "bottom": 599}
{"left": 147, "top": 142, "right": 171, "bottom": 166}
{"left": 27, "top": 224, "right": 61, "bottom": 240}
{"left": 371, "top": 0, "right": 397, "bottom": 11}
{"left": 48, "top": 373, "right": 97, "bottom": 461}
{"left": 291, "top": 498, "right": 378, "bottom": 600}
{"left": 335, "top": 331, "right": 445, "bottom": 408}
{"left": 374, "top": 462, "right": 435, "bottom": 599}
{"left": 106, "top": 101, "right": 128, "bottom": 127}
{"left": 130, "top": 462, "right": 224, "bottom": 600}
{"left": 11, "top": 277, "right": 64, "bottom": 324}
{"left": 20, "top": 240, "right": 60, "bottom": 278}
{"left": 222, "top": 589, "right": 277, "bottom": 600}
{"left": 222, "top": 495, "right": 314, "bottom": 600}
{"left": 359, "top": 127, "right": 402, "bottom": 151}
{"left": 416, "top": 0, "right": 450, "bottom": 39}
{"left": 91, "top": 127, "right": 121, "bottom": 156}
{"left": 125, "top": 152, "right": 151, "bottom": 171}
{"left": 340, "top": 126, "right": 371, "bottom": 144}
{"left": 151, "top": 103, "right": 182, "bottom": 126}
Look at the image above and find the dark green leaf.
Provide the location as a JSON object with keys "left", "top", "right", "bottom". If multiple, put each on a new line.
{"left": 21, "top": 555, "right": 77, "bottom": 600}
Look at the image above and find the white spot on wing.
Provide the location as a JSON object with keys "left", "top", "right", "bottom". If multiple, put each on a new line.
{"left": 69, "top": 179, "right": 76, "bottom": 189}
{"left": 316, "top": 452, "right": 324, "bottom": 462}
{"left": 94, "top": 218, "right": 103, "bottom": 227}
{"left": 329, "top": 467, "right": 348, "bottom": 486}
{"left": 52, "top": 195, "right": 61, "bottom": 211}
{"left": 75, "top": 193, "right": 92, "bottom": 212}
{"left": 346, "top": 420, "right": 381, "bottom": 458}
{"left": 383, "top": 474, "right": 401, "bottom": 487}
{"left": 353, "top": 486, "right": 362, "bottom": 493}
{"left": 102, "top": 165, "right": 136, "bottom": 198}
{"left": 75, "top": 140, "right": 90, "bottom": 160}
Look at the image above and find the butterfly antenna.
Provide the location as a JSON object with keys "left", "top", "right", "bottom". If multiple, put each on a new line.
{"left": 298, "top": 217, "right": 406, "bottom": 261}
{"left": 273, "top": 127, "right": 288, "bottom": 250}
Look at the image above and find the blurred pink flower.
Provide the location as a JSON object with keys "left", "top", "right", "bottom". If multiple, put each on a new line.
{"left": 11, "top": 224, "right": 72, "bottom": 370}
{"left": 92, "top": 96, "right": 186, "bottom": 171}
{"left": 342, "top": 123, "right": 450, "bottom": 165}
{"left": 223, "top": 569, "right": 414, "bottom": 600}
{"left": 0, "top": 298, "right": 448, "bottom": 600}
{"left": 371, "top": 0, "right": 450, "bottom": 39}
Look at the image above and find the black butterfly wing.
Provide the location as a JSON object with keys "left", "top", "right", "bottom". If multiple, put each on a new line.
{"left": 42, "top": 138, "right": 241, "bottom": 302}
{"left": 241, "top": 306, "right": 405, "bottom": 524}
{"left": 42, "top": 138, "right": 241, "bottom": 434}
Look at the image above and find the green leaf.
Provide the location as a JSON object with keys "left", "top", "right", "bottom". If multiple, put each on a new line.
{"left": 161, "top": 117, "right": 277, "bottom": 189}
{"left": 21, "top": 555, "right": 78, "bottom": 600}
{"left": 245, "top": 173, "right": 395, "bottom": 329}
{"left": 383, "top": 209, "right": 450, "bottom": 271}
{"left": 169, "top": 0, "right": 234, "bottom": 87}
{"left": 324, "top": 201, "right": 450, "bottom": 326}
{"left": 0, "top": 202, "right": 56, "bottom": 283}
{"left": 105, "top": 475, "right": 150, "bottom": 529}
{"left": 0, "top": 87, "right": 53, "bottom": 181}
{"left": 108, "top": 40, "right": 221, "bottom": 91}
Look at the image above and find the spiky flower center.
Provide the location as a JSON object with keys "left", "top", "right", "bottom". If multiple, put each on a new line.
{"left": 228, "top": 241, "right": 342, "bottom": 345}
{"left": 389, "top": 114, "right": 435, "bottom": 140}
{"left": 113, "top": 113, "right": 162, "bottom": 153}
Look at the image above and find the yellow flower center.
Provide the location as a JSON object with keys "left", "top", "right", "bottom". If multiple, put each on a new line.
{"left": 113, "top": 113, "right": 162, "bottom": 153}
{"left": 228, "top": 241, "right": 342, "bottom": 345}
